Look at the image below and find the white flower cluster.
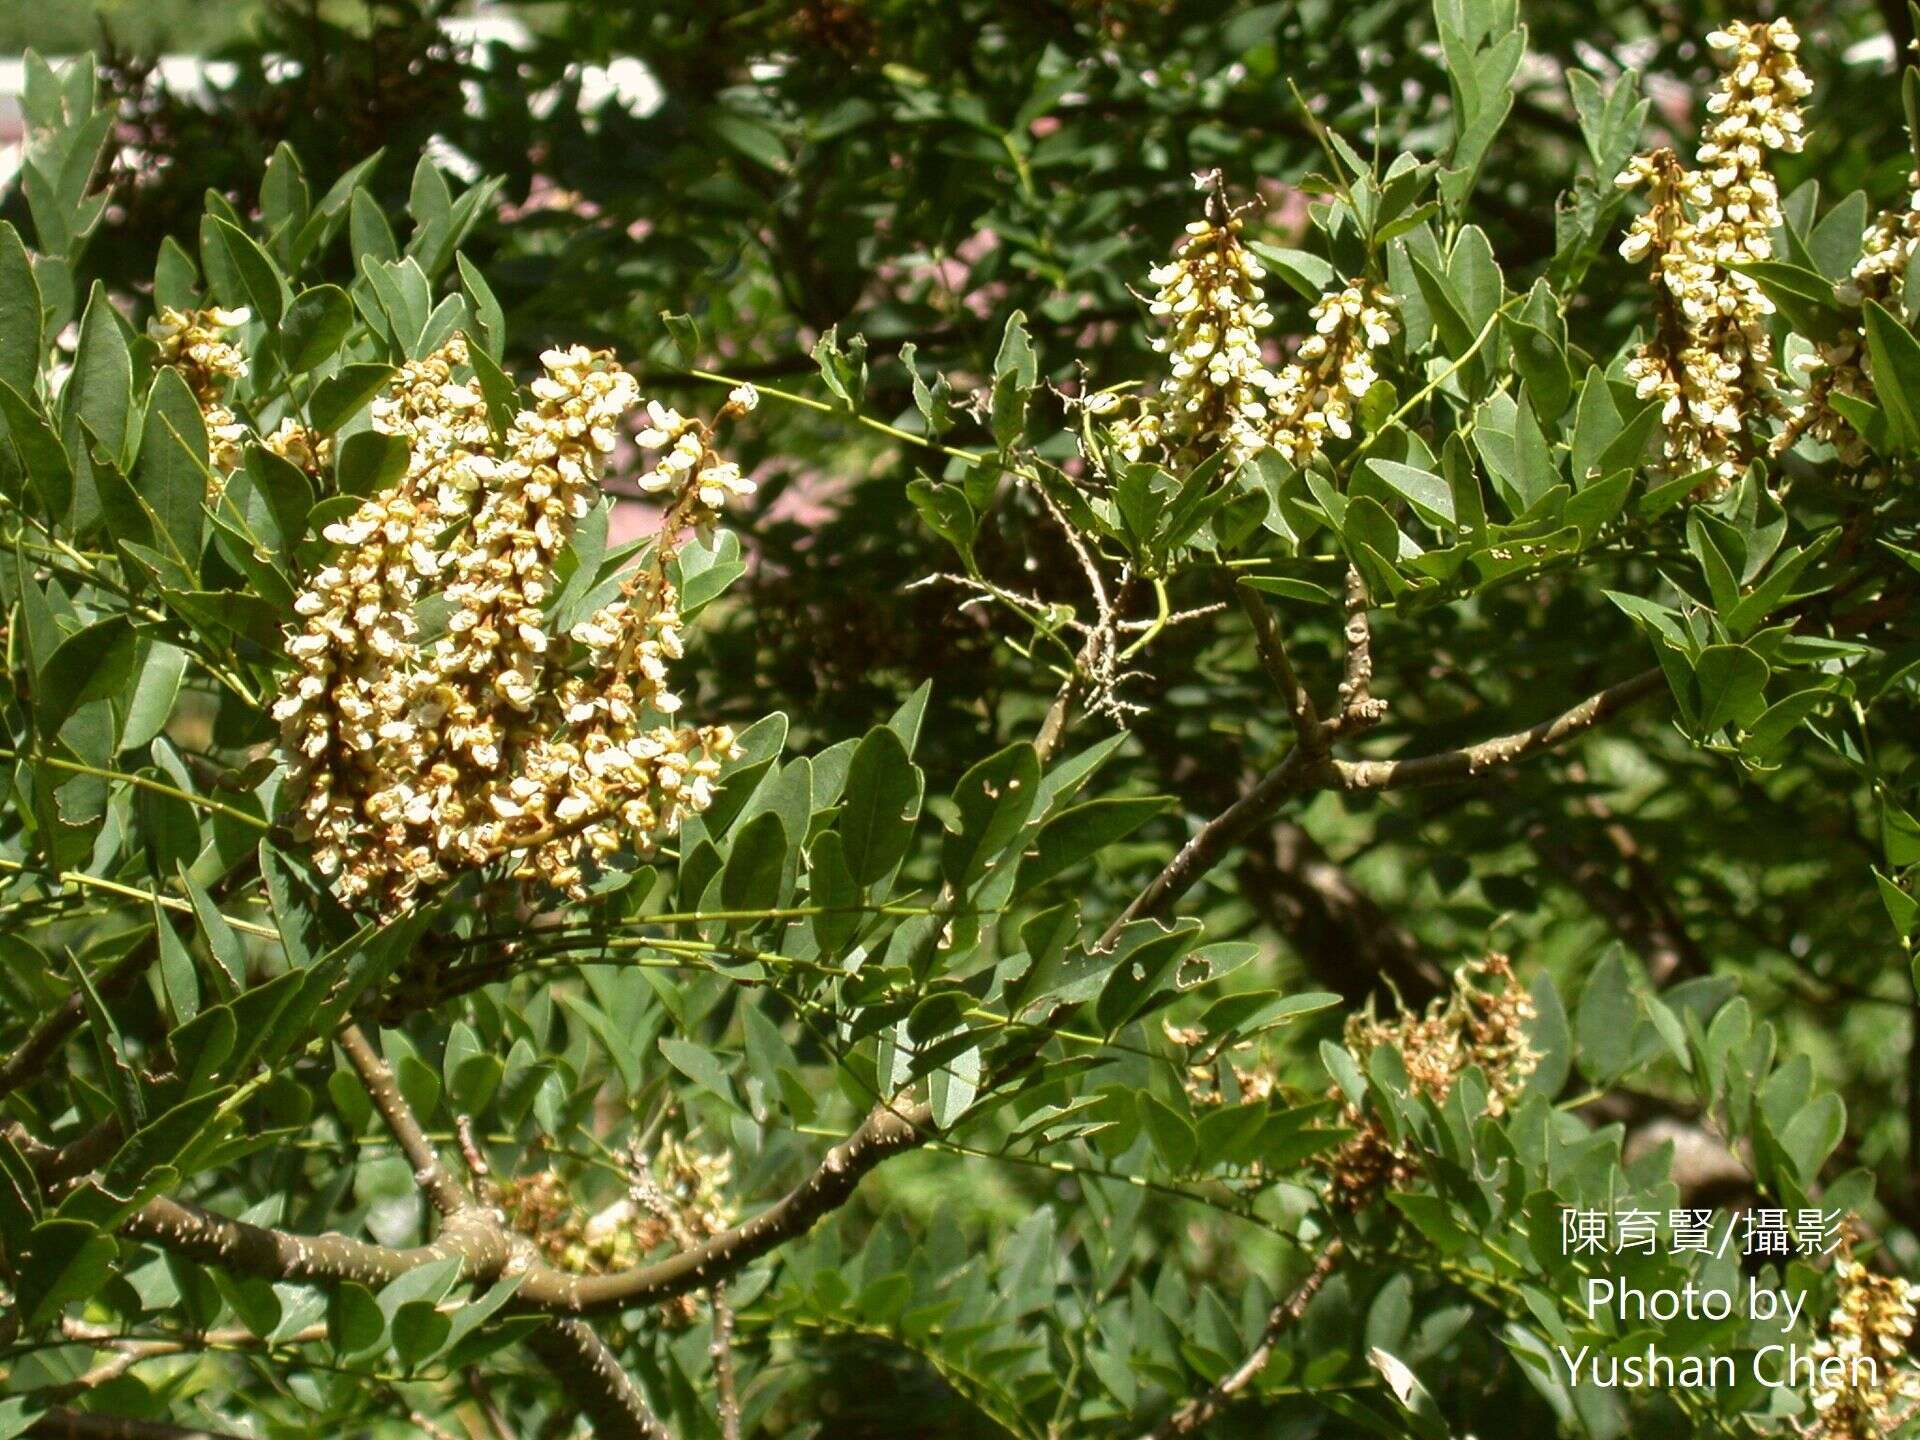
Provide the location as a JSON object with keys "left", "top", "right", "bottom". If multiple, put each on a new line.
{"left": 147, "top": 305, "right": 257, "bottom": 480}
{"left": 1804, "top": 1253, "right": 1918, "bottom": 1439}
{"left": 1266, "top": 282, "right": 1396, "bottom": 467}
{"left": 1616, "top": 18, "right": 1811, "bottom": 492}
{"left": 634, "top": 397, "right": 758, "bottom": 512}
{"left": 273, "top": 338, "right": 495, "bottom": 895}
{"left": 148, "top": 305, "right": 251, "bottom": 401}
{"left": 274, "top": 343, "right": 751, "bottom": 905}
{"left": 1111, "top": 215, "right": 1280, "bottom": 466}
{"left": 1110, "top": 210, "right": 1393, "bottom": 471}
{"left": 1784, "top": 173, "right": 1920, "bottom": 466}
{"left": 503, "top": 388, "right": 760, "bottom": 897}
{"left": 260, "top": 414, "right": 334, "bottom": 481}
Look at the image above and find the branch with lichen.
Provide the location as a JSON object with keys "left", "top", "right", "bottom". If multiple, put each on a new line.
{"left": 336, "top": 1021, "right": 672, "bottom": 1440}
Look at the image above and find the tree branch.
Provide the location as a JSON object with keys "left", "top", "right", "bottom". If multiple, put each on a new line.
{"left": 338, "top": 1025, "right": 470, "bottom": 1217}
{"left": 1109, "top": 745, "right": 1319, "bottom": 931}
{"left": 0, "top": 941, "right": 153, "bottom": 1102}
{"left": 336, "top": 1030, "right": 669, "bottom": 1439}
{"left": 1142, "top": 1238, "right": 1345, "bottom": 1439}
{"left": 523, "top": 1320, "right": 675, "bottom": 1440}
{"left": 1111, "top": 668, "right": 1666, "bottom": 940}
{"left": 711, "top": 1284, "right": 743, "bottom": 1440}
{"left": 119, "top": 1098, "right": 928, "bottom": 1316}
{"left": 1233, "top": 581, "right": 1323, "bottom": 754}
{"left": 1322, "top": 669, "right": 1664, "bottom": 792}
{"left": 1335, "top": 567, "right": 1381, "bottom": 728}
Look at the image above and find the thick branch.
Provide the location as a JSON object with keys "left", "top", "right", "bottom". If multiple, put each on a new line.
{"left": 336, "top": 1029, "right": 671, "bottom": 1440}
{"left": 524, "top": 1320, "right": 674, "bottom": 1440}
{"left": 1335, "top": 567, "right": 1379, "bottom": 725}
{"left": 1109, "top": 746, "right": 1318, "bottom": 931}
{"left": 1143, "top": 1238, "right": 1345, "bottom": 1439}
{"left": 121, "top": 1099, "right": 926, "bottom": 1316}
{"left": 338, "top": 1025, "right": 470, "bottom": 1216}
{"left": 1322, "top": 669, "right": 1664, "bottom": 792}
{"left": 123, "top": 1195, "right": 505, "bottom": 1288}
{"left": 1112, "top": 668, "right": 1666, "bottom": 942}
{"left": 711, "top": 1284, "right": 743, "bottom": 1440}
{"left": 517, "top": 1098, "right": 925, "bottom": 1312}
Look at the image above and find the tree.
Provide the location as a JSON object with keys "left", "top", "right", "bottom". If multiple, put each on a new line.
{"left": 3, "top": 7, "right": 1920, "bottom": 1438}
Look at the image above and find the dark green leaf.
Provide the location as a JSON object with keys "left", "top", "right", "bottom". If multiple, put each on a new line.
{"left": 840, "top": 726, "right": 921, "bottom": 886}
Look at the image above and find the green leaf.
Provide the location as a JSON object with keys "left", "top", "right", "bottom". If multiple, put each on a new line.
{"left": 15, "top": 1217, "right": 117, "bottom": 1328}
{"left": 392, "top": 1300, "right": 453, "bottom": 1368}
{"left": 941, "top": 742, "right": 1041, "bottom": 888}
{"left": 907, "top": 478, "right": 976, "bottom": 559}
{"left": 1408, "top": 249, "right": 1477, "bottom": 364}
{"left": 1877, "top": 868, "right": 1918, "bottom": 938}
{"left": 1780, "top": 1093, "right": 1845, "bottom": 1184}
{"left": 63, "top": 283, "right": 133, "bottom": 527}
{"left": 180, "top": 863, "right": 246, "bottom": 994}
{"left": 1733, "top": 260, "right": 1845, "bottom": 339}
{"left": 137, "top": 368, "right": 210, "bottom": 566}
{"left": 1139, "top": 1093, "right": 1197, "bottom": 1172}
{"left": 334, "top": 430, "right": 409, "bottom": 498}
{"left": 0, "top": 221, "right": 44, "bottom": 395}
{"left": 1692, "top": 644, "right": 1768, "bottom": 733}
{"left": 1864, "top": 300, "right": 1920, "bottom": 451}
{"left": 659, "top": 1036, "right": 739, "bottom": 1108}
{"left": 328, "top": 1282, "right": 385, "bottom": 1355}
{"left": 1567, "top": 367, "right": 1621, "bottom": 484}
{"left": 1363, "top": 459, "right": 1455, "bottom": 528}
{"left": 154, "top": 904, "right": 200, "bottom": 1023}
{"left": 279, "top": 285, "right": 355, "bottom": 374}
{"left": 457, "top": 254, "right": 507, "bottom": 359}
{"left": 840, "top": 726, "right": 921, "bottom": 886}
{"left": 1246, "top": 242, "right": 1337, "bottom": 300}
{"left": 0, "top": 378, "right": 72, "bottom": 520}
{"left": 721, "top": 811, "right": 788, "bottom": 914}
{"left": 1504, "top": 311, "right": 1571, "bottom": 418}
{"left": 1018, "top": 796, "right": 1170, "bottom": 894}
{"left": 208, "top": 217, "right": 286, "bottom": 326}
{"left": 906, "top": 989, "right": 970, "bottom": 1043}
{"left": 1575, "top": 950, "right": 1636, "bottom": 1082}
{"left": 308, "top": 363, "right": 395, "bottom": 434}
{"left": 808, "top": 831, "right": 861, "bottom": 954}
{"left": 928, "top": 1044, "right": 980, "bottom": 1129}
{"left": 38, "top": 616, "right": 136, "bottom": 735}
{"left": 1094, "top": 920, "right": 1203, "bottom": 1034}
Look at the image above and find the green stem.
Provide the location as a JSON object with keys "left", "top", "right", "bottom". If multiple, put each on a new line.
{"left": 0, "top": 746, "right": 269, "bottom": 830}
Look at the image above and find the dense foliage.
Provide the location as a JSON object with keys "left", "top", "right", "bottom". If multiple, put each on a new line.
{"left": 6, "top": 3, "right": 1920, "bottom": 1438}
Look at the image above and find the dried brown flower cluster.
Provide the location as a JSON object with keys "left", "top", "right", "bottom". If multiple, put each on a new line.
{"left": 490, "top": 1133, "right": 734, "bottom": 1326}
{"left": 1616, "top": 19, "right": 1812, "bottom": 492}
{"left": 1320, "top": 955, "right": 1538, "bottom": 1210}
{"left": 1800, "top": 1250, "right": 1919, "bottom": 1439}
{"left": 1107, "top": 182, "right": 1393, "bottom": 472}
{"left": 273, "top": 338, "right": 751, "bottom": 905}
{"left": 1166, "top": 1021, "right": 1279, "bottom": 1110}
